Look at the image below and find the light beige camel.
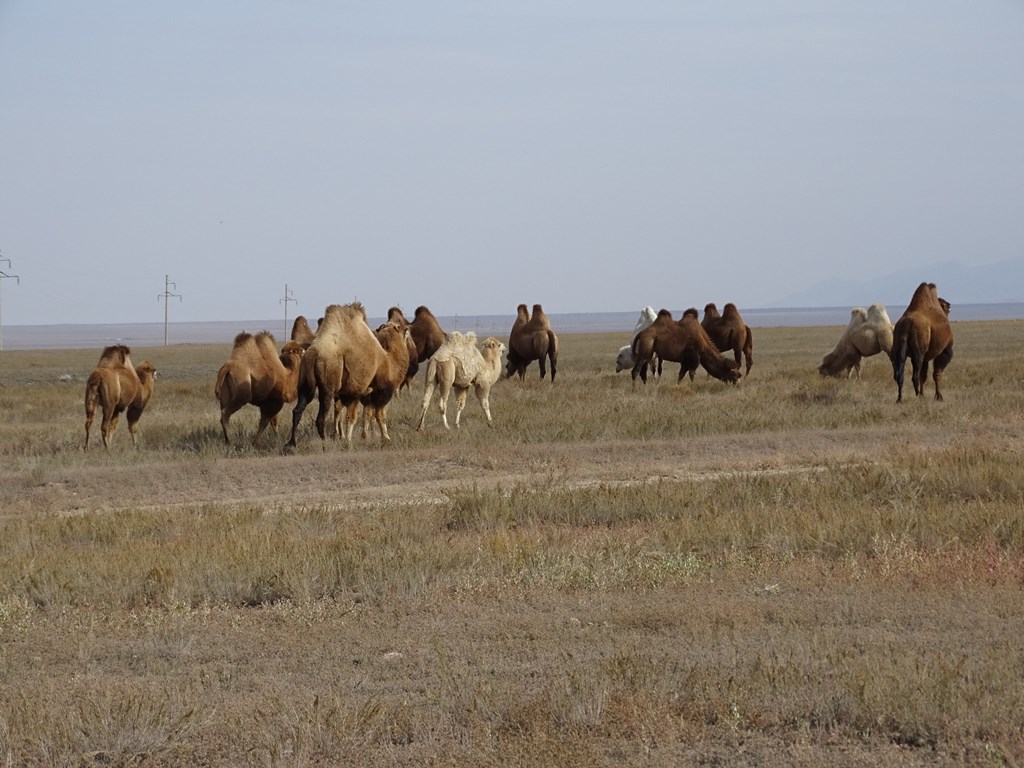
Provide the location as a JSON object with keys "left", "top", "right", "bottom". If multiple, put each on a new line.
{"left": 215, "top": 331, "right": 305, "bottom": 445}
{"left": 418, "top": 333, "right": 507, "bottom": 430}
{"left": 84, "top": 345, "right": 157, "bottom": 449}
{"left": 819, "top": 303, "right": 893, "bottom": 379}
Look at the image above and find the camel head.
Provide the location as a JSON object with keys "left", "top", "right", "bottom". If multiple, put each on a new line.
{"left": 939, "top": 298, "right": 951, "bottom": 316}
{"left": 135, "top": 361, "right": 157, "bottom": 382}
{"left": 280, "top": 341, "right": 305, "bottom": 368}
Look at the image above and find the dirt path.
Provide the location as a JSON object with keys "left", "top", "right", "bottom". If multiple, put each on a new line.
{"left": 7, "top": 421, "right": 1013, "bottom": 517}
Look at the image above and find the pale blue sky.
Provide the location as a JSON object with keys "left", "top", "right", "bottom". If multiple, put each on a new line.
{"left": 1, "top": 1, "right": 1022, "bottom": 325}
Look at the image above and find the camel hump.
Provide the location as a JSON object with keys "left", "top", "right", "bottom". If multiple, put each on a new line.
{"left": 656, "top": 309, "right": 674, "bottom": 321}
{"left": 414, "top": 305, "right": 435, "bottom": 319}
{"left": 703, "top": 303, "right": 719, "bottom": 318}
{"left": 682, "top": 307, "right": 699, "bottom": 320}
{"left": 722, "top": 303, "right": 742, "bottom": 319}
{"left": 97, "top": 344, "right": 132, "bottom": 367}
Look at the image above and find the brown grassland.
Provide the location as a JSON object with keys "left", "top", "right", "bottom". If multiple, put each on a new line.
{"left": 1, "top": 320, "right": 1023, "bottom": 766}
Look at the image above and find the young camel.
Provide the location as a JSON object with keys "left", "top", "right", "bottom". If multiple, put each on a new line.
{"left": 84, "top": 345, "right": 157, "bottom": 448}
{"left": 417, "top": 333, "right": 507, "bottom": 430}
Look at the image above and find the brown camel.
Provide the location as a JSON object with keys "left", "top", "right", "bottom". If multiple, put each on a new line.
{"left": 701, "top": 303, "right": 754, "bottom": 375}
{"left": 349, "top": 322, "right": 411, "bottom": 443}
{"left": 290, "top": 316, "right": 317, "bottom": 348}
{"left": 506, "top": 303, "right": 559, "bottom": 381}
{"left": 631, "top": 310, "right": 740, "bottom": 386}
{"left": 84, "top": 345, "right": 157, "bottom": 449}
{"left": 215, "top": 332, "right": 305, "bottom": 445}
{"left": 287, "top": 303, "right": 392, "bottom": 448}
{"left": 890, "top": 282, "right": 953, "bottom": 402}
{"left": 378, "top": 321, "right": 419, "bottom": 395}
{"left": 385, "top": 307, "right": 446, "bottom": 391}
{"left": 417, "top": 333, "right": 507, "bottom": 430}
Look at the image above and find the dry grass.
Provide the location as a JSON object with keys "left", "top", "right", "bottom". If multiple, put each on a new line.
{"left": 0, "top": 320, "right": 1023, "bottom": 766}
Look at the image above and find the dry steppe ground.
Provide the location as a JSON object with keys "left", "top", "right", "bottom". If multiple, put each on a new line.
{"left": 1, "top": 320, "right": 1023, "bottom": 766}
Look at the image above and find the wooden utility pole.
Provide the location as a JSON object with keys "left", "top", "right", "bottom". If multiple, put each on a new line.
{"left": 157, "top": 274, "right": 182, "bottom": 346}
{"left": 0, "top": 252, "right": 20, "bottom": 352}
{"left": 280, "top": 284, "right": 297, "bottom": 340}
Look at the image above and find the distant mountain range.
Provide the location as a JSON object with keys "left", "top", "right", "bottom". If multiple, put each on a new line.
{"left": 771, "top": 258, "right": 1024, "bottom": 308}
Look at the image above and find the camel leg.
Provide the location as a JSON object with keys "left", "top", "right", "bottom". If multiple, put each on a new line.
{"left": 375, "top": 405, "right": 391, "bottom": 442}
{"left": 314, "top": 387, "right": 333, "bottom": 442}
{"left": 84, "top": 408, "right": 95, "bottom": 449}
{"left": 344, "top": 402, "right": 359, "bottom": 446}
{"left": 417, "top": 378, "right": 437, "bottom": 431}
{"left": 127, "top": 407, "right": 143, "bottom": 448}
{"left": 475, "top": 382, "right": 493, "bottom": 425}
{"left": 453, "top": 386, "right": 469, "bottom": 428}
{"left": 253, "top": 402, "right": 282, "bottom": 446}
{"left": 286, "top": 390, "right": 312, "bottom": 448}
{"left": 932, "top": 345, "right": 953, "bottom": 401}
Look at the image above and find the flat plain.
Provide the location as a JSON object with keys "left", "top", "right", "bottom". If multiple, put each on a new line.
{"left": 1, "top": 319, "right": 1023, "bottom": 766}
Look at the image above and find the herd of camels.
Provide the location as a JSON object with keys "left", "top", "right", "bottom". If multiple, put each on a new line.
{"left": 82, "top": 282, "right": 954, "bottom": 450}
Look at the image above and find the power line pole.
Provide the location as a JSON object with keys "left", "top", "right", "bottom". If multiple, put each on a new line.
{"left": 0, "top": 252, "right": 20, "bottom": 352}
{"left": 157, "top": 274, "right": 182, "bottom": 346}
{"left": 280, "top": 284, "right": 297, "bottom": 340}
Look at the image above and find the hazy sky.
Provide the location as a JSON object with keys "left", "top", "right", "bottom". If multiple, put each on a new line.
{"left": 1, "top": 1, "right": 1022, "bottom": 326}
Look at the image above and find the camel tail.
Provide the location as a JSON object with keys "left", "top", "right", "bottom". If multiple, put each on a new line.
{"left": 214, "top": 365, "right": 229, "bottom": 401}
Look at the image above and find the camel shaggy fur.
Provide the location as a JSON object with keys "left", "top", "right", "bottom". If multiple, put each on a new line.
{"left": 818, "top": 304, "right": 894, "bottom": 379}
{"left": 615, "top": 306, "right": 658, "bottom": 373}
{"left": 417, "top": 333, "right": 507, "bottom": 430}
{"left": 631, "top": 311, "right": 741, "bottom": 386}
{"left": 385, "top": 305, "right": 446, "bottom": 391}
{"left": 287, "top": 302, "right": 391, "bottom": 448}
{"left": 290, "top": 316, "right": 317, "bottom": 348}
{"left": 215, "top": 331, "right": 305, "bottom": 445}
{"left": 701, "top": 303, "right": 754, "bottom": 376}
{"left": 84, "top": 345, "right": 157, "bottom": 449}
{"left": 890, "top": 283, "right": 953, "bottom": 402}
{"left": 350, "top": 322, "right": 411, "bottom": 443}
{"left": 506, "top": 303, "right": 559, "bottom": 381}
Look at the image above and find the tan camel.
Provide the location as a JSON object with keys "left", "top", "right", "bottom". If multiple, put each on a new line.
{"left": 215, "top": 332, "right": 305, "bottom": 445}
{"left": 417, "top": 333, "right": 507, "bottom": 430}
{"left": 287, "top": 303, "right": 391, "bottom": 448}
{"left": 349, "top": 322, "right": 411, "bottom": 443}
{"left": 890, "top": 283, "right": 953, "bottom": 402}
{"left": 701, "top": 303, "right": 754, "bottom": 375}
{"left": 385, "top": 307, "right": 446, "bottom": 391}
{"left": 84, "top": 345, "right": 157, "bottom": 449}
{"left": 289, "top": 316, "right": 317, "bottom": 348}
{"left": 506, "top": 303, "right": 558, "bottom": 381}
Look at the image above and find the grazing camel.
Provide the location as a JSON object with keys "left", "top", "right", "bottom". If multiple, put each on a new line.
{"left": 350, "top": 322, "right": 411, "bottom": 443}
{"left": 631, "top": 311, "right": 740, "bottom": 386}
{"left": 701, "top": 303, "right": 754, "bottom": 376}
{"left": 290, "top": 316, "right": 317, "bottom": 349}
{"left": 417, "top": 333, "right": 507, "bottom": 430}
{"left": 819, "top": 304, "right": 893, "bottom": 379}
{"left": 890, "top": 283, "right": 953, "bottom": 402}
{"left": 627, "top": 309, "right": 697, "bottom": 382}
{"left": 215, "top": 331, "right": 305, "bottom": 445}
{"left": 615, "top": 306, "right": 658, "bottom": 373}
{"left": 287, "top": 303, "right": 393, "bottom": 448}
{"left": 84, "top": 345, "right": 157, "bottom": 449}
{"left": 506, "top": 303, "right": 559, "bottom": 381}
{"left": 387, "top": 305, "right": 446, "bottom": 383}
